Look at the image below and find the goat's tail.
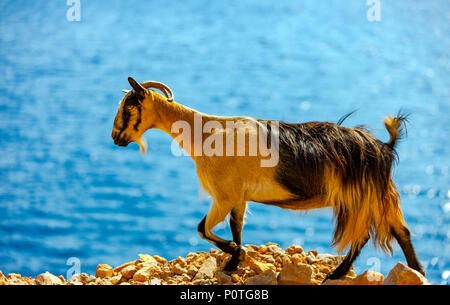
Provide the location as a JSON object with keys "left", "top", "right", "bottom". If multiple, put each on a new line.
{"left": 383, "top": 112, "right": 409, "bottom": 149}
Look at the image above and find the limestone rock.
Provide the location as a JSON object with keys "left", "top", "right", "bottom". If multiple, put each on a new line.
{"left": 0, "top": 245, "right": 433, "bottom": 286}
{"left": 245, "top": 269, "right": 278, "bottom": 285}
{"left": 95, "top": 264, "right": 114, "bottom": 278}
{"left": 244, "top": 247, "right": 258, "bottom": 258}
{"left": 383, "top": 263, "right": 429, "bottom": 285}
{"left": 0, "top": 271, "right": 7, "bottom": 285}
{"left": 187, "top": 265, "right": 198, "bottom": 277}
{"left": 70, "top": 273, "right": 94, "bottom": 284}
{"left": 285, "top": 245, "right": 303, "bottom": 255}
{"left": 352, "top": 270, "right": 384, "bottom": 285}
{"left": 153, "top": 255, "right": 167, "bottom": 265}
{"left": 245, "top": 256, "right": 271, "bottom": 274}
{"left": 7, "top": 273, "right": 21, "bottom": 279}
{"left": 290, "top": 254, "right": 305, "bottom": 265}
{"left": 215, "top": 270, "right": 233, "bottom": 284}
{"left": 150, "top": 278, "right": 162, "bottom": 285}
{"left": 5, "top": 273, "right": 29, "bottom": 285}
{"left": 113, "top": 261, "right": 137, "bottom": 273}
{"left": 121, "top": 265, "right": 138, "bottom": 280}
{"left": 171, "top": 263, "right": 187, "bottom": 276}
{"left": 308, "top": 250, "right": 318, "bottom": 257}
{"left": 193, "top": 257, "right": 217, "bottom": 280}
{"left": 231, "top": 273, "right": 240, "bottom": 283}
{"left": 314, "top": 254, "right": 344, "bottom": 266}
{"left": 258, "top": 245, "right": 268, "bottom": 254}
{"left": 36, "top": 272, "right": 62, "bottom": 285}
{"left": 138, "top": 254, "right": 158, "bottom": 267}
{"left": 278, "top": 263, "right": 313, "bottom": 285}
{"left": 132, "top": 265, "right": 157, "bottom": 282}
{"left": 267, "top": 244, "right": 284, "bottom": 255}
{"left": 322, "top": 278, "right": 352, "bottom": 285}
{"left": 109, "top": 275, "right": 121, "bottom": 285}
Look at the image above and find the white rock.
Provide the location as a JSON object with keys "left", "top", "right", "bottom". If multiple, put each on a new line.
{"left": 245, "top": 269, "right": 278, "bottom": 285}
{"left": 149, "top": 278, "right": 162, "bottom": 285}
{"left": 315, "top": 254, "right": 344, "bottom": 266}
{"left": 267, "top": 245, "right": 284, "bottom": 254}
{"left": 36, "top": 272, "right": 62, "bottom": 285}
{"left": 193, "top": 257, "right": 217, "bottom": 280}
{"left": 383, "top": 262, "right": 429, "bottom": 285}
{"left": 352, "top": 270, "right": 384, "bottom": 285}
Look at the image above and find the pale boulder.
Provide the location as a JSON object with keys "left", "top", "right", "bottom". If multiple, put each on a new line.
{"left": 109, "top": 275, "right": 122, "bottom": 285}
{"left": 314, "top": 254, "right": 344, "bottom": 266}
{"left": 132, "top": 265, "right": 157, "bottom": 282}
{"left": 171, "top": 263, "right": 188, "bottom": 276}
{"left": 352, "top": 270, "right": 384, "bottom": 285}
{"left": 187, "top": 265, "right": 198, "bottom": 277}
{"left": 245, "top": 269, "right": 278, "bottom": 285}
{"left": 113, "top": 261, "right": 136, "bottom": 273}
{"left": 138, "top": 254, "right": 158, "bottom": 267}
{"left": 120, "top": 265, "right": 138, "bottom": 280}
{"left": 278, "top": 263, "right": 313, "bottom": 285}
{"left": 193, "top": 257, "right": 217, "bottom": 280}
{"left": 74, "top": 273, "right": 95, "bottom": 284}
{"left": 36, "top": 272, "right": 63, "bottom": 285}
{"left": 267, "top": 244, "right": 284, "bottom": 254}
{"left": 150, "top": 278, "right": 162, "bottom": 285}
{"left": 383, "top": 263, "right": 429, "bottom": 285}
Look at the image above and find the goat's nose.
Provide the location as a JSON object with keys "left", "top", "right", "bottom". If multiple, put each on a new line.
{"left": 113, "top": 132, "right": 130, "bottom": 147}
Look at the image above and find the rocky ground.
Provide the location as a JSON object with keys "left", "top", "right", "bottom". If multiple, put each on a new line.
{"left": 0, "top": 243, "right": 430, "bottom": 285}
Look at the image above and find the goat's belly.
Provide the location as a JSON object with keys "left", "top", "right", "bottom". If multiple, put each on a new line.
{"left": 257, "top": 196, "right": 328, "bottom": 211}
{"left": 244, "top": 177, "right": 294, "bottom": 203}
{"left": 243, "top": 172, "right": 328, "bottom": 211}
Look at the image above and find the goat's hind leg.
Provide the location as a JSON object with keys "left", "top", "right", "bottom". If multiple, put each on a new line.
{"left": 197, "top": 200, "right": 245, "bottom": 272}
{"left": 391, "top": 225, "right": 425, "bottom": 276}
{"left": 225, "top": 202, "right": 247, "bottom": 271}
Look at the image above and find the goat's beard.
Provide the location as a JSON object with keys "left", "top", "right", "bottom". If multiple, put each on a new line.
{"left": 136, "top": 136, "right": 148, "bottom": 155}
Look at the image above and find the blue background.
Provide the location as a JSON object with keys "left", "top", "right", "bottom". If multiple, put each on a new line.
{"left": 0, "top": 0, "right": 448, "bottom": 284}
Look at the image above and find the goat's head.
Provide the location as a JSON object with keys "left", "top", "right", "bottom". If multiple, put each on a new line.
{"left": 112, "top": 77, "right": 174, "bottom": 154}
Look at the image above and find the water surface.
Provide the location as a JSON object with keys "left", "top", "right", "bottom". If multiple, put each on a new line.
{"left": 0, "top": 0, "right": 448, "bottom": 284}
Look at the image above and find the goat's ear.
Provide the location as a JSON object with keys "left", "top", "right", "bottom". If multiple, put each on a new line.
{"left": 128, "top": 77, "right": 147, "bottom": 96}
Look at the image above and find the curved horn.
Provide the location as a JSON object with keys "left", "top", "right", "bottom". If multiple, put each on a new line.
{"left": 140, "top": 81, "right": 174, "bottom": 102}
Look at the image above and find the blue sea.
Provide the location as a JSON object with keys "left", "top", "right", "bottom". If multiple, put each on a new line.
{"left": 0, "top": 0, "right": 448, "bottom": 284}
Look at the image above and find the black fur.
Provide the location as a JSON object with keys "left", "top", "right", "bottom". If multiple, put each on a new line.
{"left": 266, "top": 121, "right": 395, "bottom": 202}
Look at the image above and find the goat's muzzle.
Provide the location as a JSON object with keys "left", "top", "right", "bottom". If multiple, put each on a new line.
{"left": 112, "top": 130, "right": 131, "bottom": 147}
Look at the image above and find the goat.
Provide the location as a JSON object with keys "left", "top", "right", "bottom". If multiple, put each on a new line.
{"left": 111, "top": 77, "right": 425, "bottom": 282}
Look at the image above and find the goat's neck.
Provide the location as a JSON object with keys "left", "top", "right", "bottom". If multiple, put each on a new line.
{"left": 150, "top": 95, "right": 205, "bottom": 155}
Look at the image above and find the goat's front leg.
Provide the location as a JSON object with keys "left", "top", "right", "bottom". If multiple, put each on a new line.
{"left": 230, "top": 202, "right": 246, "bottom": 245}
{"left": 197, "top": 200, "right": 246, "bottom": 272}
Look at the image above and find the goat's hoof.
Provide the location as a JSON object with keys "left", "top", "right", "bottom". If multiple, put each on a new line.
{"left": 322, "top": 271, "right": 341, "bottom": 284}
{"left": 223, "top": 258, "right": 239, "bottom": 272}
{"left": 223, "top": 246, "right": 245, "bottom": 272}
